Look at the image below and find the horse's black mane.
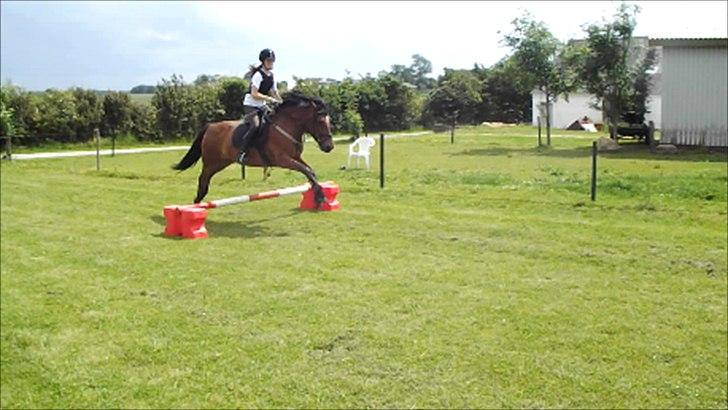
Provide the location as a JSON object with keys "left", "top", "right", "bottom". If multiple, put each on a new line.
{"left": 277, "top": 91, "right": 328, "bottom": 113}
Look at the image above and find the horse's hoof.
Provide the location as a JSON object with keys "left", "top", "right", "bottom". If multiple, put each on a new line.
{"left": 313, "top": 187, "right": 325, "bottom": 209}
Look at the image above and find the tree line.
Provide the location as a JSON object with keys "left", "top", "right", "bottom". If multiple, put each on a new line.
{"left": 0, "top": 3, "right": 654, "bottom": 145}
{"left": 0, "top": 56, "right": 532, "bottom": 146}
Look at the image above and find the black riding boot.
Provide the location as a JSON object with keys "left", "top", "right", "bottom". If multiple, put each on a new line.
{"left": 236, "top": 119, "right": 260, "bottom": 164}
{"left": 236, "top": 128, "right": 256, "bottom": 164}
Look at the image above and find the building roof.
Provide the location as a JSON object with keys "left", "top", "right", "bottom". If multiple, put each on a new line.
{"left": 649, "top": 38, "right": 728, "bottom": 47}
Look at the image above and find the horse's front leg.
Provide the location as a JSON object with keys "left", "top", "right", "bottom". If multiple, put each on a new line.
{"left": 282, "top": 157, "right": 324, "bottom": 208}
{"left": 296, "top": 157, "right": 326, "bottom": 207}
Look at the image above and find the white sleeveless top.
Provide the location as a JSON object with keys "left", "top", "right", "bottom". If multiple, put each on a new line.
{"left": 243, "top": 70, "right": 277, "bottom": 107}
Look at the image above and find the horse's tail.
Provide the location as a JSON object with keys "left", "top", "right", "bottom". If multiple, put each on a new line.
{"left": 172, "top": 123, "right": 208, "bottom": 171}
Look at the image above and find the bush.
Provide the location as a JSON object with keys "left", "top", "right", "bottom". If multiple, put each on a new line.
{"left": 218, "top": 77, "right": 248, "bottom": 120}
{"left": 0, "top": 85, "right": 37, "bottom": 138}
{"left": 191, "top": 83, "right": 225, "bottom": 129}
{"left": 0, "top": 99, "right": 15, "bottom": 137}
{"left": 72, "top": 88, "right": 103, "bottom": 141}
{"left": 102, "top": 92, "right": 132, "bottom": 137}
{"left": 129, "top": 102, "right": 158, "bottom": 141}
{"left": 153, "top": 74, "right": 195, "bottom": 140}
{"left": 35, "top": 89, "right": 78, "bottom": 142}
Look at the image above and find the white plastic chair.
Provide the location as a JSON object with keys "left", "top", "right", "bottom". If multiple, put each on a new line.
{"left": 347, "top": 136, "right": 376, "bottom": 169}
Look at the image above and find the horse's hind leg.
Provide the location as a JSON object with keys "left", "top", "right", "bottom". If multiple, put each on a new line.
{"left": 194, "top": 162, "right": 228, "bottom": 204}
{"left": 194, "top": 168, "right": 212, "bottom": 204}
{"left": 194, "top": 171, "right": 210, "bottom": 204}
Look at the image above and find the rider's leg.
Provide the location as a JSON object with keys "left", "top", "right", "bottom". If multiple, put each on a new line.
{"left": 236, "top": 107, "right": 260, "bottom": 164}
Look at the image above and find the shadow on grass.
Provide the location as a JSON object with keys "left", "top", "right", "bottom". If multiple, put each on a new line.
{"left": 151, "top": 209, "right": 303, "bottom": 239}
{"left": 452, "top": 141, "right": 727, "bottom": 162}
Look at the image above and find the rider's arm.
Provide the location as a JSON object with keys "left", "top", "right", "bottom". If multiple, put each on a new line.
{"left": 271, "top": 83, "right": 282, "bottom": 102}
{"left": 251, "top": 86, "right": 277, "bottom": 104}
{"left": 250, "top": 71, "right": 278, "bottom": 104}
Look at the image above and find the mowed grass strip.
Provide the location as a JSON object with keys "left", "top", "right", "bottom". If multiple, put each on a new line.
{"left": 1, "top": 126, "right": 726, "bottom": 408}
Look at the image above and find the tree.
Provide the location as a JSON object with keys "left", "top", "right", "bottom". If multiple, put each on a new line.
{"left": 502, "top": 13, "right": 578, "bottom": 145}
{"left": 129, "top": 102, "right": 158, "bottom": 141}
{"left": 320, "top": 78, "right": 363, "bottom": 136}
{"left": 102, "top": 92, "right": 132, "bottom": 153}
{"left": 153, "top": 74, "right": 196, "bottom": 140}
{"left": 0, "top": 85, "right": 36, "bottom": 137}
{"left": 388, "top": 54, "right": 436, "bottom": 91}
{"left": 292, "top": 77, "right": 363, "bottom": 135}
{"left": 192, "top": 83, "right": 225, "bottom": 128}
{"left": 71, "top": 88, "right": 103, "bottom": 142}
{"left": 193, "top": 74, "right": 220, "bottom": 86}
{"left": 355, "top": 75, "right": 386, "bottom": 133}
{"left": 478, "top": 58, "right": 533, "bottom": 124}
{"left": 0, "top": 99, "right": 15, "bottom": 138}
{"left": 218, "top": 77, "right": 248, "bottom": 120}
{"left": 424, "top": 69, "right": 482, "bottom": 127}
{"left": 577, "top": 3, "right": 653, "bottom": 139}
{"left": 35, "top": 89, "right": 78, "bottom": 143}
{"left": 624, "top": 47, "right": 657, "bottom": 123}
{"left": 1, "top": 86, "right": 18, "bottom": 138}
{"left": 377, "top": 74, "right": 420, "bottom": 130}
{"left": 291, "top": 76, "right": 324, "bottom": 98}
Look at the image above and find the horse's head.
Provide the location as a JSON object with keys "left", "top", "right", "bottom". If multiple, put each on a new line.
{"left": 277, "top": 93, "right": 334, "bottom": 153}
{"left": 303, "top": 101, "right": 334, "bottom": 153}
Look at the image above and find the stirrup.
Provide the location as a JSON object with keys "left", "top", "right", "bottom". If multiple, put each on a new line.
{"left": 237, "top": 151, "right": 246, "bottom": 165}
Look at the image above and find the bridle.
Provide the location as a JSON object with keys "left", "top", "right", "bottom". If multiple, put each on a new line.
{"left": 270, "top": 106, "right": 329, "bottom": 151}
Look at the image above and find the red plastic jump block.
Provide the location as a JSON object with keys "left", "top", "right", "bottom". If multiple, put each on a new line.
{"left": 163, "top": 205, "right": 208, "bottom": 239}
{"left": 299, "top": 181, "right": 340, "bottom": 211}
{"left": 163, "top": 181, "right": 340, "bottom": 240}
{"left": 163, "top": 205, "right": 183, "bottom": 237}
{"left": 180, "top": 207, "right": 208, "bottom": 239}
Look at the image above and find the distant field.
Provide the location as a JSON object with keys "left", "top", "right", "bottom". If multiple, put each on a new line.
{"left": 129, "top": 93, "right": 154, "bottom": 105}
{"left": 1, "top": 126, "right": 726, "bottom": 408}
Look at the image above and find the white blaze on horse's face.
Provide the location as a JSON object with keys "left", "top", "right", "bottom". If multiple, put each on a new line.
{"left": 321, "top": 115, "right": 331, "bottom": 130}
{"left": 313, "top": 114, "right": 334, "bottom": 153}
{"left": 315, "top": 114, "right": 331, "bottom": 132}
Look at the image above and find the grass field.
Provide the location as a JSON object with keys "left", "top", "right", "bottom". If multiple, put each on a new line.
{"left": 128, "top": 93, "right": 154, "bottom": 105}
{"left": 1, "top": 126, "right": 726, "bottom": 408}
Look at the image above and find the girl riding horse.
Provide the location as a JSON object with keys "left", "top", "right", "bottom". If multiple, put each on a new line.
{"left": 172, "top": 91, "right": 335, "bottom": 208}
{"left": 237, "top": 48, "right": 283, "bottom": 164}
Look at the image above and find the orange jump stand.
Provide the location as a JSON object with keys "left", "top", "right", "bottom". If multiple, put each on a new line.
{"left": 163, "top": 181, "right": 339, "bottom": 239}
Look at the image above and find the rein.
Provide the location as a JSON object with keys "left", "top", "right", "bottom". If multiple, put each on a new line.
{"left": 272, "top": 122, "right": 303, "bottom": 150}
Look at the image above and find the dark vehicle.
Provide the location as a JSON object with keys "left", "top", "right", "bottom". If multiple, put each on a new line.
{"left": 616, "top": 111, "right": 655, "bottom": 145}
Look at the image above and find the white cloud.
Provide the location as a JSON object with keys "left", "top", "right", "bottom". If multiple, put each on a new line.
{"left": 2, "top": 0, "right": 726, "bottom": 90}
{"left": 138, "top": 28, "right": 180, "bottom": 43}
{"left": 193, "top": 0, "right": 727, "bottom": 84}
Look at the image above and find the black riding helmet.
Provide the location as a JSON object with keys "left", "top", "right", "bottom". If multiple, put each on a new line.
{"left": 259, "top": 49, "right": 275, "bottom": 62}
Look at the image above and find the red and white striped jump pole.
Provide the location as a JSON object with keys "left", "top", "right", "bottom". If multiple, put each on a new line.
{"left": 198, "top": 182, "right": 311, "bottom": 209}
{"left": 163, "top": 181, "right": 339, "bottom": 239}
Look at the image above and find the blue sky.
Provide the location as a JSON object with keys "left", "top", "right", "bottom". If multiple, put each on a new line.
{"left": 1, "top": 1, "right": 726, "bottom": 91}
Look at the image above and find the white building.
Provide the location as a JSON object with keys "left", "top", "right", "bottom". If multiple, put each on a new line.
{"left": 531, "top": 36, "right": 662, "bottom": 130}
{"left": 649, "top": 38, "right": 727, "bottom": 147}
{"left": 531, "top": 85, "right": 662, "bottom": 130}
{"left": 532, "top": 37, "right": 728, "bottom": 147}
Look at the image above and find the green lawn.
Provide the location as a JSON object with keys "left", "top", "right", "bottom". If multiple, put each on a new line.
{"left": 1, "top": 126, "right": 726, "bottom": 408}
